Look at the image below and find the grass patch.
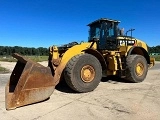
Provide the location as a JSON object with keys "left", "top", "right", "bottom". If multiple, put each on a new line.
{"left": 150, "top": 55, "right": 160, "bottom": 61}
{"left": 0, "top": 57, "right": 17, "bottom": 62}
{"left": 26, "top": 56, "right": 48, "bottom": 62}
{"left": 0, "top": 66, "right": 10, "bottom": 73}
{"left": 0, "top": 55, "right": 48, "bottom": 62}
{"left": 1, "top": 55, "right": 160, "bottom": 63}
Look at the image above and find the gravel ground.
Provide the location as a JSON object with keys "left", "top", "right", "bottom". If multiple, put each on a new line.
{"left": 0, "top": 61, "right": 160, "bottom": 120}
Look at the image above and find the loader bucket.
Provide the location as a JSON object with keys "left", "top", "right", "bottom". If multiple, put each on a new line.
{"left": 5, "top": 53, "right": 57, "bottom": 110}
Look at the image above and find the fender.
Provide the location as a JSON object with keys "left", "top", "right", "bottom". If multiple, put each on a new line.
{"left": 52, "top": 43, "right": 94, "bottom": 85}
{"left": 84, "top": 48, "right": 107, "bottom": 70}
{"left": 127, "top": 46, "right": 150, "bottom": 64}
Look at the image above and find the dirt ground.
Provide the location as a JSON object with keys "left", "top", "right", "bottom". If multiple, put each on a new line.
{"left": 0, "top": 61, "right": 160, "bottom": 120}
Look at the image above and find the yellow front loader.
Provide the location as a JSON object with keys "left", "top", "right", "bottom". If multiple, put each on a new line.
{"left": 5, "top": 18, "right": 155, "bottom": 110}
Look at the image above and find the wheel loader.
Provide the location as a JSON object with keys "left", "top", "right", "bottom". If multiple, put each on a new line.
{"left": 5, "top": 18, "right": 155, "bottom": 110}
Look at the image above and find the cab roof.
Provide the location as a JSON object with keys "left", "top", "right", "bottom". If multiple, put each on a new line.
{"left": 87, "top": 18, "right": 121, "bottom": 26}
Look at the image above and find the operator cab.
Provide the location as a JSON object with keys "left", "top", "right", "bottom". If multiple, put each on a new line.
{"left": 87, "top": 18, "right": 121, "bottom": 50}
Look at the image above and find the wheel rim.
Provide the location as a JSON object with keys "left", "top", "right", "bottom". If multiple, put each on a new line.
{"left": 81, "top": 65, "right": 95, "bottom": 83}
{"left": 135, "top": 62, "right": 144, "bottom": 76}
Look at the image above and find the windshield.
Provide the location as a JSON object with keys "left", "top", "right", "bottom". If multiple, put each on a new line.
{"left": 89, "top": 26, "right": 100, "bottom": 40}
{"left": 101, "top": 22, "right": 115, "bottom": 37}
{"left": 88, "top": 22, "right": 119, "bottom": 41}
{"left": 89, "top": 23, "right": 116, "bottom": 40}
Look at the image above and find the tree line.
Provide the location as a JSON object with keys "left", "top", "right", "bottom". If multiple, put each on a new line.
{"left": 0, "top": 45, "right": 160, "bottom": 56}
{"left": 148, "top": 45, "right": 160, "bottom": 54}
{"left": 0, "top": 46, "right": 48, "bottom": 56}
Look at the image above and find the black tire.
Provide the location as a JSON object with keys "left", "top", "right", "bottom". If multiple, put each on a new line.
{"left": 125, "top": 55, "right": 148, "bottom": 83}
{"left": 64, "top": 53, "right": 102, "bottom": 93}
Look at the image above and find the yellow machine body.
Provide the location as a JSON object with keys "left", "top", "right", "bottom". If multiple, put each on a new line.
{"left": 5, "top": 18, "right": 155, "bottom": 110}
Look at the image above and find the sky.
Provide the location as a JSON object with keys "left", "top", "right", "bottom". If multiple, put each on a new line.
{"left": 0, "top": 0, "right": 160, "bottom": 48}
